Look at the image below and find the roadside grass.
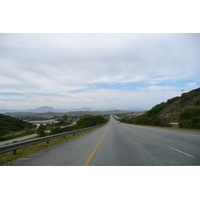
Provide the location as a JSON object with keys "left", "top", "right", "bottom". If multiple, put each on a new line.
{"left": 0, "top": 127, "right": 99, "bottom": 166}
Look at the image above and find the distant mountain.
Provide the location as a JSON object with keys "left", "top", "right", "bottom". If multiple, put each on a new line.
{"left": 0, "top": 109, "right": 17, "bottom": 114}
{"left": 105, "top": 108, "right": 117, "bottom": 111}
{"left": 128, "top": 107, "right": 145, "bottom": 111}
{"left": 96, "top": 107, "right": 144, "bottom": 111}
{"left": 67, "top": 107, "right": 93, "bottom": 111}
{"left": 0, "top": 106, "right": 94, "bottom": 114}
{"left": 0, "top": 106, "right": 148, "bottom": 114}
{"left": 26, "top": 106, "right": 56, "bottom": 113}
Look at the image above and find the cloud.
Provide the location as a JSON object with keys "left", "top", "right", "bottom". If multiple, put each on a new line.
{"left": 0, "top": 33, "right": 199, "bottom": 110}
{"left": 0, "top": 86, "right": 181, "bottom": 110}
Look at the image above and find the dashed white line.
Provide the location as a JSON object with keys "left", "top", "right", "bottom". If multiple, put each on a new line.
{"left": 169, "top": 146, "right": 194, "bottom": 158}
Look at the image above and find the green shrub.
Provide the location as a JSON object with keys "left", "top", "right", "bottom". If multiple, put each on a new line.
{"left": 75, "top": 115, "right": 106, "bottom": 129}
{"left": 180, "top": 94, "right": 189, "bottom": 103}
{"left": 23, "top": 129, "right": 35, "bottom": 135}
{"left": 57, "top": 119, "right": 66, "bottom": 126}
{"left": 122, "top": 114, "right": 171, "bottom": 127}
{"left": 146, "top": 102, "right": 166, "bottom": 117}
{"left": 180, "top": 108, "right": 200, "bottom": 119}
{"left": 50, "top": 127, "right": 62, "bottom": 135}
{"left": 37, "top": 130, "right": 47, "bottom": 137}
{"left": 0, "top": 135, "right": 14, "bottom": 141}
{"left": 178, "top": 108, "right": 200, "bottom": 129}
{"left": 195, "top": 100, "right": 200, "bottom": 106}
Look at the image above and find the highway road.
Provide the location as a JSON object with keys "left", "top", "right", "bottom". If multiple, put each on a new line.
{"left": 12, "top": 116, "right": 200, "bottom": 166}
{"left": 0, "top": 134, "right": 38, "bottom": 146}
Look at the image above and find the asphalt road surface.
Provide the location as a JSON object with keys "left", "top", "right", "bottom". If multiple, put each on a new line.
{"left": 12, "top": 116, "right": 200, "bottom": 166}
{"left": 0, "top": 134, "right": 37, "bottom": 146}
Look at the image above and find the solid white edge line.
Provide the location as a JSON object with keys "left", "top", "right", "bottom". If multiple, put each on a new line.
{"left": 169, "top": 146, "right": 194, "bottom": 158}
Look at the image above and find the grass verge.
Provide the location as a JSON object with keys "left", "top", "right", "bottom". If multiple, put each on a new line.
{"left": 0, "top": 127, "right": 99, "bottom": 166}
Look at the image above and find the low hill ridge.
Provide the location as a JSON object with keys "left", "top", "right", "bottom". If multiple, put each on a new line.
{"left": 0, "top": 114, "right": 35, "bottom": 137}
{"left": 120, "top": 87, "right": 200, "bottom": 128}
{"left": 158, "top": 87, "right": 200, "bottom": 121}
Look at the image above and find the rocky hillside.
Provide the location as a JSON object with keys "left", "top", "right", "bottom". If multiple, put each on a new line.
{"left": 159, "top": 87, "right": 200, "bottom": 121}
{"left": 120, "top": 87, "right": 200, "bottom": 128}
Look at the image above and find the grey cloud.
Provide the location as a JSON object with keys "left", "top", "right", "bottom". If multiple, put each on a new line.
{"left": 0, "top": 33, "right": 199, "bottom": 110}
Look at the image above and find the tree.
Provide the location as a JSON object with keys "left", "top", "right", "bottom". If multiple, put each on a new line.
{"left": 62, "top": 114, "right": 68, "bottom": 120}
{"left": 37, "top": 129, "right": 47, "bottom": 137}
{"left": 37, "top": 124, "right": 47, "bottom": 137}
{"left": 50, "top": 127, "right": 62, "bottom": 135}
{"left": 38, "top": 124, "right": 45, "bottom": 130}
{"left": 178, "top": 108, "right": 200, "bottom": 129}
{"left": 75, "top": 115, "right": 106, "bottom": 129}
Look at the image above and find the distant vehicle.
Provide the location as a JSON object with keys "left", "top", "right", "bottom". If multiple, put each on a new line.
{"left": 117, "top": 121, "right": 121, "bottom": 124}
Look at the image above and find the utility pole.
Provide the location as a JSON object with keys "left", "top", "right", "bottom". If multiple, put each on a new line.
{"left": 181, "top": 89, "right": 184, "bottom": 94}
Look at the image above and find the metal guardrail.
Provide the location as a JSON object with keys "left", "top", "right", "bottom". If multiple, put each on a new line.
{"left": 0, "top": 124, "right": 103, "bottom": 155}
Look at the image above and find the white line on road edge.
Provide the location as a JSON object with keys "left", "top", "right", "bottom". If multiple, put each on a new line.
{"left": 169, "top": 146, "right": 194, "bottom": 158}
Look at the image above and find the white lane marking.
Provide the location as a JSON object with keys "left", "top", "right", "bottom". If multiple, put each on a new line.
{"left": 169, "top": 146, "right": 194, "bottom": 158}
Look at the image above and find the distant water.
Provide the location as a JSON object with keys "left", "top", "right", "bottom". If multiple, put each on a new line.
{"left": 28, "top": 119, "right": 59, "bottom": 127}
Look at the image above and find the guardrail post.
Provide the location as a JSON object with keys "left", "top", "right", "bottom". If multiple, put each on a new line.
{"left": 13, "top": 150, "right": 17, "bottom": 155}
{"left": 46, "top": 137, "right": 52, "bottom": 144}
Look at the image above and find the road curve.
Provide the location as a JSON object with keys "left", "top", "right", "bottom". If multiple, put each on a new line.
{"left": 12, "top": 116, "right": 200, "bottom": 166}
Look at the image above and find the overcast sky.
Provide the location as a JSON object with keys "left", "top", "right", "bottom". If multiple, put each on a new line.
{"left": 0, "top": 33, "right": 199, "bottom": 110}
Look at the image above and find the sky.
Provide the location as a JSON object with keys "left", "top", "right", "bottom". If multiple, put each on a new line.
{"left": 0, "top": 33, "right": 200, "bottom": 110}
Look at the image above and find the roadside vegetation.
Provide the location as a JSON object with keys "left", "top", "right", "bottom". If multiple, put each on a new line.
{"left": 120, "top": 87, "right": 200, "bottom": 130}
{"left": 0, "top": 112, "right": 107, "bottom": 143}
{"left": 0, "top": 115, "right": 108, "bottom": 165}
{"left": 36, "top": 115, "right": 107, "bottom": 137}
{"left": 178, "top": 108, "right": 200, "bottom": 129}
{"left": 120, "top": 102, "right": 171, "bottom": 127}
{"left": 0, "top": 114, "right": 36, "bottom": 141}
{"left": 37, "top": 123, "right": 73, "bottom": 137}
{"left": 73, "top": 115, "right": 107, "bottom": 129}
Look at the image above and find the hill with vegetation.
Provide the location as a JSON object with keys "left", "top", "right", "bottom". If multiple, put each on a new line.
{"left": 0, "top": 114, "right": 36, "bottom": 141}
{"left": 0, "top": 114, "right": 35, "bottom": 135}
{"left": 120, "top": 87, "right": 200, "bottom": 129}
{"left": 158, "top": 88, "right": 200, "bottom": 121}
